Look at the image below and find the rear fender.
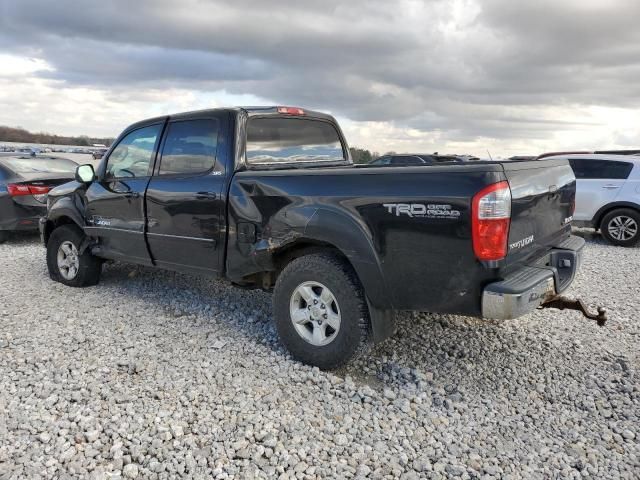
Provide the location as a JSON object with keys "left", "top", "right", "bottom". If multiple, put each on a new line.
{"left": 592, "top": 201, "right": 640, "bottom": 227}
{"left": 302, "top": 208, "right": 392, "bottom": 310}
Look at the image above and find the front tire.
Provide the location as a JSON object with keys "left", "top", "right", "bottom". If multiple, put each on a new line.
{"left": 600, "top": 208, "right": 640, "bottom": 247}
{"left": 46, "top": 225, "right": 102, "bottom": 287}
{"left": 273, "top": 253, "right": 372, "bottom": 369}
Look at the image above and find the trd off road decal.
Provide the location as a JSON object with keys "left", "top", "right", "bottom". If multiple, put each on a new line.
{"left": 383, "top": 203, "right": 461, "bottom": 219}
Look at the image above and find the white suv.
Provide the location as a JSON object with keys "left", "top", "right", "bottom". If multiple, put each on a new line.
{"left": 545, "top": 154, "right": 640, "bottom": 247}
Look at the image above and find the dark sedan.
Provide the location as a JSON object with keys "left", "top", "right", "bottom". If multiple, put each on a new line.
{"left": 368, "top": 153, "right": 468, "bottom": 166}
{"left": 0, "top": 156, "right": 77, "bottom": 243}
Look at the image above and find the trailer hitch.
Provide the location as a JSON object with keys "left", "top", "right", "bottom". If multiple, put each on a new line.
{"left": 539, "top": 295, "right": 608, "bottom": 326}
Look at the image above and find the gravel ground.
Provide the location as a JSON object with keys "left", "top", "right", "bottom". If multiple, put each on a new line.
{"left": 0, "top": 232, "right": 638, "bottom": 479}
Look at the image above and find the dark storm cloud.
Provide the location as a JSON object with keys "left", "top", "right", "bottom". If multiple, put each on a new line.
{"left": 1, "top": 0, "right": 639, "bottom": 143}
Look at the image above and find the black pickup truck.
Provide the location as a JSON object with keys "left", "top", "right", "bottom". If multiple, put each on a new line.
{"left": 41, "top": 106, "right": 597, "bottom": 369}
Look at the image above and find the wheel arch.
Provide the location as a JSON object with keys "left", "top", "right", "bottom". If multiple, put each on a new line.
{"left": 271, "top": 238, "right": 396, "bottom": 344}
{"left": 268, "top": 207, "right": 396, "bottom": 344}
{"left": 43, "top": 199, "right": 86, "bottom": 245}
{"left": 592, "top": 201, "right": 640, "bottom": 228}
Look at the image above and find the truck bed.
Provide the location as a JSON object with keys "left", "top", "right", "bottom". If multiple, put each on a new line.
{"left": 227, "top": 158, "right": 575, "bottom": 315}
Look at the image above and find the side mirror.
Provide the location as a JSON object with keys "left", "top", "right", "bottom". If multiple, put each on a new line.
{"left": 75, "top": 164, "right": 95, "bottom": 183}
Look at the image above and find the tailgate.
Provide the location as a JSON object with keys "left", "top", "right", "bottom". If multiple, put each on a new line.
{"left": 502, "top": 159, "right": 576, "bottom": 265}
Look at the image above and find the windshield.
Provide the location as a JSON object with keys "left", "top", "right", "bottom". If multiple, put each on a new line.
{"left": 2, "top": 157, "right": 77, "bottom": 174}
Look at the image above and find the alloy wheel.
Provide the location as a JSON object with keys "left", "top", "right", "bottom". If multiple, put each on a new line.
{"left": 608, "top": 215, "right": 638, "bottom": 241}
{"left": 289, "top": 281, "right": 341, "bottom": 346}
{"left": 57, "top": 241, "right": 80, "bottom": 280}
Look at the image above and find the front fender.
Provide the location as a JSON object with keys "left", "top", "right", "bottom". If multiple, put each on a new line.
{"left": 48, "top": 196, "right": 85, "bottom": 227}
{"left": 42, "top": 196, "right": 86, "bottom": 245}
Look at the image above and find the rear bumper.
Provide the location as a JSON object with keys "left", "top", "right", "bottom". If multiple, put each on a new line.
{"left": 0, "top": 197, "right": 46, "bottom": 232}
{"left": 0, "top": 214, "right": 43, "bottom": 231}
{"left": 482, "top": 235, "right": 584, "bottom": 320}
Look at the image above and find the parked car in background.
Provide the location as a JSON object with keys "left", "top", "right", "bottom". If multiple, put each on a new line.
{"left": 368, "top": 153, "right": 463, "bottom": 166}
{"left": 41, "top": 106, "right": 593, "bottom": 368}
{"left": 92, "top": 148, "right": 108, "bottom": 160}
{"left": 0, "top": 156, "right": 77, "bottom": 243}
{"left": 543, "top": 153, "right": 640, "bottom": 246}
{"left": 15, "top": 146, "right": 40, "bottom": 156}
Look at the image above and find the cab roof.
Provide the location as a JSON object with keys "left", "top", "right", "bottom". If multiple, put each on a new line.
{"left": 125, "top": 106, "right": 336, "bottom": 132}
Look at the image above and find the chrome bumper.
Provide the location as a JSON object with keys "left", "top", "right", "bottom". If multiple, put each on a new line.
{"left": 482, "top": 236, "right": 584, "bottom": 320}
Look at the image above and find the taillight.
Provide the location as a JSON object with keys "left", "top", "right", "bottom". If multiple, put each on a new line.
{"left": 277, "top": 106, "right": 305, "bottom": 115}
{"left": 472, "top": 181, "right": 511, "bottom": 261}
{"left": 7, "top": 184, "right": 30, "bottom": 196}
{"left": 7, "top": 183, "right": 52, "bottom": 203}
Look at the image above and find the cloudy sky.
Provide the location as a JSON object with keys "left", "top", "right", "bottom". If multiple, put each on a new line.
{"left": 1, "top": 0, "right": 639, "bottom": 157}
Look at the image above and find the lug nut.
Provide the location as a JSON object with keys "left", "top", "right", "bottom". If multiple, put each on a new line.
{"left": 314, "top": 300, "right": 318, "bottom": 304}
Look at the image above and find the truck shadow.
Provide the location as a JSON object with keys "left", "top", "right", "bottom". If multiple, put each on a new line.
{"left": 0, "top": 231, "right": 41, "bottom": 246}
{"left": 96, "top": 260, "right": 610, "bottom": 406}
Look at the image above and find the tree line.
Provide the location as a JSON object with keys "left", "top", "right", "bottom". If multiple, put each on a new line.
{"left": 1, "top": 125, "right": 383, "bottom": 161}
{"left": 0, "top": 126, "right": 114, "bottom": 147}
{"left": 349, "top": 147, "right": 383, "bottom": 164}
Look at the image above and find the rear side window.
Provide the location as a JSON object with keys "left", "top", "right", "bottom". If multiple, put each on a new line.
{"left": 246, "top": 118, "right": 345, "bottom": 164}
{"left": 159, "top": 119, "right": 219, "bottom": 175}
{"left": 569, "top": 159, "right": 633, "bottom": 179}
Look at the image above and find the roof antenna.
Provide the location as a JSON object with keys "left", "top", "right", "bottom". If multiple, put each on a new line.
{"left": 486, "top": 150, "right": 493, "bottom": 161}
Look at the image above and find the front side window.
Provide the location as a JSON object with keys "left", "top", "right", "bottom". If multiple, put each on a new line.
{"left": 569, "top": 159, "right": 633, "bottom": 180}
{"left": 159, "top": 119, "right": 219, "bottom": 175}
{"left": 246, "top": 117, "right": 345, "bottom": 164}
{"left": 105, "top": 124, "right": 161, "bottom": 179}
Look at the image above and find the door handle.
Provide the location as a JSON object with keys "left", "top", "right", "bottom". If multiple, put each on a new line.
{"left": 195, "top": 191, "right": 217, "bottom": 199}
{"left": 124, "top": 191, "right": 140, "bottom": 198}
{"left": 602, "top": 184, "right": 620, "bottom": 190}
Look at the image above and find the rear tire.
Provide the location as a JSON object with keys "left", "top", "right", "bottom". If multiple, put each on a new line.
{"left": 46, "top": 225, "right": 102, "bottom": 287}
{"left": 600, "top": 208, "right": 640, "bottom": 247}
{"left": 273, "top": 252, "right": 372, "bottom": 370}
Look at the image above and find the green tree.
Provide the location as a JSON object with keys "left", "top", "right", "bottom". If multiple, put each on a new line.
{"left": 349, "top": 147, "right": 374, "bottom": 164}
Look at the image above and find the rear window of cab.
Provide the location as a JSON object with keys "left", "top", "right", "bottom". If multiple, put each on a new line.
{"left": 246, "top": 117, "right": 345, "bottom": 165}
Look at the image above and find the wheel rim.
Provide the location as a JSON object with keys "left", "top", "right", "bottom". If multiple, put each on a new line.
{"left": 289, "top": 281, "right": 341, "bottom": 346}
{"left": 57, "top": 241, "right": 80, "bottom": 280}
{"left": 607, "top": 215, "right": 638, "bottom": 241}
